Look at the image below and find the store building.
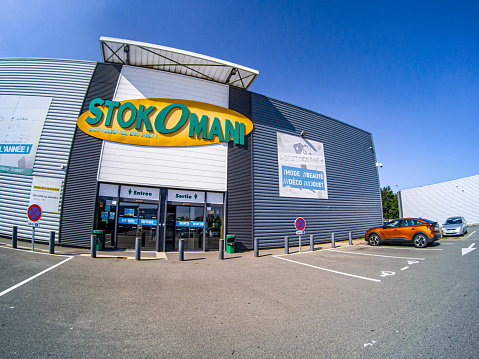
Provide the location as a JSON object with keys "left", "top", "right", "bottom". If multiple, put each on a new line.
{"left": 0, "top": 37, "right": 383, "bottom": 251}
{"left": 399, "top": 174, "right": 479, "bottom": 225}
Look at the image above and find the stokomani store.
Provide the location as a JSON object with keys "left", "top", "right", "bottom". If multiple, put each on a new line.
{"left": 0, "top": 37, "right": 383, "bottom": 251}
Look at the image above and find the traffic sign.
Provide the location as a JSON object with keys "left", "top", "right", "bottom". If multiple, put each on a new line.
{"left": 295, "top": 217, "right": 306, "bottom": 231}
{"left": 27, "top": 204, "right": 42, "bottom": 222}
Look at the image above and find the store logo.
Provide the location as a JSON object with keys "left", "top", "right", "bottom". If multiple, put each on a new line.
{"left": 77, "top": 98, "right": 253, "bottom": 147}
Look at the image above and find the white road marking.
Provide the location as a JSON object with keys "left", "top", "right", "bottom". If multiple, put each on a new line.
{"left": 327, "top": 249, "right": 425, "bottom": 261}
{"left": 465, "top": 231, "right": 476, "bottom": 240}
{"left": 401, "top": 266, "right": 409, "bottom": 271}
{"left": 0, "top": 247, "right": 73, "bottom": 298}
{"left": 358, "top": 245, "right": 442, "bottom": 251}
{"left": 462, "top": 243, "right": 476, "bottom": 256}
{"left": 273, "top": 255, "right": 381, "bottom": 282}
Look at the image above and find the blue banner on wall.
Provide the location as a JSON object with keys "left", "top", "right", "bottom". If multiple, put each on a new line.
{"left": 281, "top": 165, "right": 326, "bottom": 191}
{"left": 118, "top": 217, "right": 138, "bottom": 224}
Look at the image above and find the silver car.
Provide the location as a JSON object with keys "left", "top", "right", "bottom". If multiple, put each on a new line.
{"left": 442, "top": 216, "right": 468, "bottom": 236}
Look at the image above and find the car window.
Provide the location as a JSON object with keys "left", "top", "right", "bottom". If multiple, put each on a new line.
{"left": 385, "top": 220, "right": 401, "bottom": 228}
{"left": 445, "top": 218, "right": 461, "bottom": 225}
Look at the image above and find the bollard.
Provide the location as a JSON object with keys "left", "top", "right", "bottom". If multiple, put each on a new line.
{"left": 331, "top": 233, "right": 335, "bottom": 248}
{"left": 179, "top": 238, "right": 185, "bottom": 261}
{"left": 285, "top": 236, "right": 289, "bottom": 254}
{"left": 219, "top": 239, "right": 224, "bottom": 260}
{"left": 49, "top": 231, "right": 55, "bottom": 254}
{"left": 12, "top": 226, "right": 17, "bottom": 249}
{"left": 135, "top": 236, "right": 141, "bottom": 260}
{"left": 254, "top": 237, "right": 259, "bottom": 257}
{"left": 310, "top": 234, "right": 314, "bottom": 251}
{"left": 349, "top": 231, "right": 353, "bottom": 245}
{"left": 91, "top": 234, "right": 96, "bottom": 258}
{"left": 31, "top": 227, "right": 35, "bottom": 251}
{"left": 299, "top": 235, "right": 302, "bottom": 253}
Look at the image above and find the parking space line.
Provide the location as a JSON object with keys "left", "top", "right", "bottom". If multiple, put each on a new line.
{"left": 0, "top": 248, "right": 73, "bottom": 298}
{"left": 273, "top": 255, "right": 381, "bottom": 282}
{"left": 358, "top": 245, "right": 442, "bottom": 251}
{"left": 327, "top": 249, "right": 425, "bottom": 261}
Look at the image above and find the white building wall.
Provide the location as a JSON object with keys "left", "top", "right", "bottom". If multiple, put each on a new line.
{"left": 400, "top": 174, "right": 479, "bottom": 224}
{"left": 98, "top": 65, "right": 229, "bottom": 192}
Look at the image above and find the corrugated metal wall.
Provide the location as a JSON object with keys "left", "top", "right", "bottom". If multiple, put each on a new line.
{"left": 98, "top": 65, "right": 229, "bottom": 192}
{"left": 60, "top": 63, "right": 122, "bottom": 246}
{"left": 399, "top": 174, "right": 479, "bottom": 224}
{"left": 227, "top": 88, "right": 253, "bottom": 249}
{"left": 251, "top": 93, "right": 383, "bottom": 248}
{"left": 0, "top": 58, "right": 96, "bottom": 242}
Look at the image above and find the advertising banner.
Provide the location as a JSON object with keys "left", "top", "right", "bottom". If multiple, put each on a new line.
{"left": 0, "top": 95, "right": 52, "bottom": 175}
{"left": 277, "top": 132, "right": 328, "bottom": 199}
{"left": 29, "top": 176, "right": 63, "bottom": 213}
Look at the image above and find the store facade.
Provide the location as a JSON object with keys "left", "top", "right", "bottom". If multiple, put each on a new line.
{"left": 0, "top": 37, "right": 383, "bottom": 251}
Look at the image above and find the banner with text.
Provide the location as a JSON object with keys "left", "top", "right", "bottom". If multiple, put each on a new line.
{"left": 277, "top": 132, "right": 328, "bottom": 199}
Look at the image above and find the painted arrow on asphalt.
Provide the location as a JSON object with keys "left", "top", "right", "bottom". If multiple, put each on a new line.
{"left": 462, "top": 243, "right": 476, "bottom": 256}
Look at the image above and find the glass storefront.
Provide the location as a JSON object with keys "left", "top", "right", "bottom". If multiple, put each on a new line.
{"left": 94, "top": 184, "right": 224, "bottom": 252}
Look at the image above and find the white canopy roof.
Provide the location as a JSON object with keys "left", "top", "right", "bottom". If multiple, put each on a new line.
{"left": 100, "top": 37, "right": 259, "bottom": 90}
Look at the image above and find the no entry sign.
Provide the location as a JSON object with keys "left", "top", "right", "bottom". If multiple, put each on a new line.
{"left": 295, "top": 217, "right": 306, "bottom": 231}
{"left": 27, "top": 204, "right": 42, "bottom": 222}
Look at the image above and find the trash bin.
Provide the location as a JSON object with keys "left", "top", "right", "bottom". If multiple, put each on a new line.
{"left": 93, "top": 230, "right": 105, "bottom": 251}
{"left": 226, "top": 235, "right": 235, "bottom": 254}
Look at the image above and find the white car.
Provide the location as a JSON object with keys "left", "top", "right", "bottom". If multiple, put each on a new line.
{"left": 442, "top": 217, "right": 468, "bottom": 236}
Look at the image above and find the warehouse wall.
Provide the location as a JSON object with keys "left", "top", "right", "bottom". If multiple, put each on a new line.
{"left": 250, "top": 93, "right": 383, "bottom": 248}
{"left": 399, "top": 174, "right": 479, "bottom": 225}
{"left": 0, "top": 58, "right": 96, "bottom": 242}
{"left": 60, "top": 63, "right": 122, "bottom": 246}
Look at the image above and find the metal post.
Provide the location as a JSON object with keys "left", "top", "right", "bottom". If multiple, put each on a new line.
{"left": 254, "top": 237, "right": 259, "bottom": 257}
{"left": 331, "top": 233, "right": 335, "bottom": 248}
{"left": 91, "top": 234, "right": 96, "bottom": 258}
{"left": 179, "top": 238, "right": 185, "bottom": 261}
{"left": 285, "top": 236, "right": 289, "bottom": 254}
{"left": 31, "top": 227, "right": 35, "bottom": 251}
{"left": 310, "top": 234, "right": 314, "bottom": 251}
{"left": 12, "top": 226, "right": 17, "bottom": 249}
{"left": 219, "top": 239, "right": 224, "bottom": 260}
{"left": 349, "top": 231, "right": 353, "bottom": 245}
{"left": 135, "top": 236, "right": 141, "bottom": 260}
{"left": 299, "top": 235, "right": 302, "bottom": 253}
{"left": 49, "top": 231, "right": 55, "bottom": 254}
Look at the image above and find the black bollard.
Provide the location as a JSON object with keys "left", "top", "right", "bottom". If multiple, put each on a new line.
{"left": 254, "top": 237, "right": 259, "bottom": 257}
{"left": 285, "top": 236, "right": 289, "bottom": 254}
{"left": 91, "top": 234, "right": 96, "bottom": 258}
{"left": 310, "top": 234, "right": 314, "bottom": 251}
{"left": 219, "top": 239, "right": 224, "bottom": 260}
{"left": 349, "top": 231, "right": 353, "bottom": 245}
{"left": 12, "top": 226, "right": 17, "bottom": 249}
{"left": 49, "top": 231, "right": 55, "bottom": 254}
{"left": 135, "top": 236, "right": 141, "bottom": 260}
{"left": 179, "top": 238, "right": 184, "bottom": 261}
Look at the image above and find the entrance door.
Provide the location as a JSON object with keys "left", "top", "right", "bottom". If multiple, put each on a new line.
{"left": 117, "top": 202, "right": 158, "bottom": 249}
{"left": 165, "top": 205, "right": 204, "bottom": 251}
{"left": 206, "top": 206, "right": 223, "bottom": 251}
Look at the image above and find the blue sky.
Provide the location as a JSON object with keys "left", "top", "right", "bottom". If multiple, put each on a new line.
{"left": 1, "top": 0, "right": 477, "bottom": 191}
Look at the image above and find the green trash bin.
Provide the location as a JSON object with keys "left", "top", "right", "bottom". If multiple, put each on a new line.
{"left": 93, "top": 230, "right": 105, "bottom": 251}
{"left": 226, "top": 235, "right": 235, "bottom": 254}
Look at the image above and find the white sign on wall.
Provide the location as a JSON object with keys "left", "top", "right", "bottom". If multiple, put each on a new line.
{"left": 29, "top": 177, "right": 63, "bottom": 213}
{"left": 277, "top": 132, "right": 328, "bottom": 199}
{"left": 168, "top": 189, "right": 205, "bottom": 203}
{"left": 0, "top": 95, "right": 52, "bottom": 175}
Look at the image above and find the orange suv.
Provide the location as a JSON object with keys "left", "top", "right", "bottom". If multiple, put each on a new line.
{"left": 366, "top": 218, "right": 441, "bottom": 248}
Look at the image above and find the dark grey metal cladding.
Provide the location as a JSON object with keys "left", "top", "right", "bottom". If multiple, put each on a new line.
{"left": 251, "top": 93, "right": 382, "bottom": 248}
{"left": 60, "top": 63, "right": 122, "bottom": 246}
{"left": 227, "top": 87, "right": 253, "bottom": 249}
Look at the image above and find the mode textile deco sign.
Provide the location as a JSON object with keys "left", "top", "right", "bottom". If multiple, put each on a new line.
{"left": 77, "top": 98, "right": 253, "bottom": 147}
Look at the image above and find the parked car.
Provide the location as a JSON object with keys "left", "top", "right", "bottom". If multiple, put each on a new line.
{"left": 366, "top": 218, "right": 441, "bottom": 248}
{"left": 442, "top": 216, "right": 468, "bottom": 236}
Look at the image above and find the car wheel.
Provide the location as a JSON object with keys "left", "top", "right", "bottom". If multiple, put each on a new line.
{"left": 413, "top": 233, "right": 428, "bottom": 248}
{"left": 368, "top": 233, "right": 380, "bottom": 246}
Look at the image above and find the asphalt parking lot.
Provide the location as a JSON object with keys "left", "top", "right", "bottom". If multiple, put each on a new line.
{"left": 1, "top": 227, "right": 478, "bottom": 358}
